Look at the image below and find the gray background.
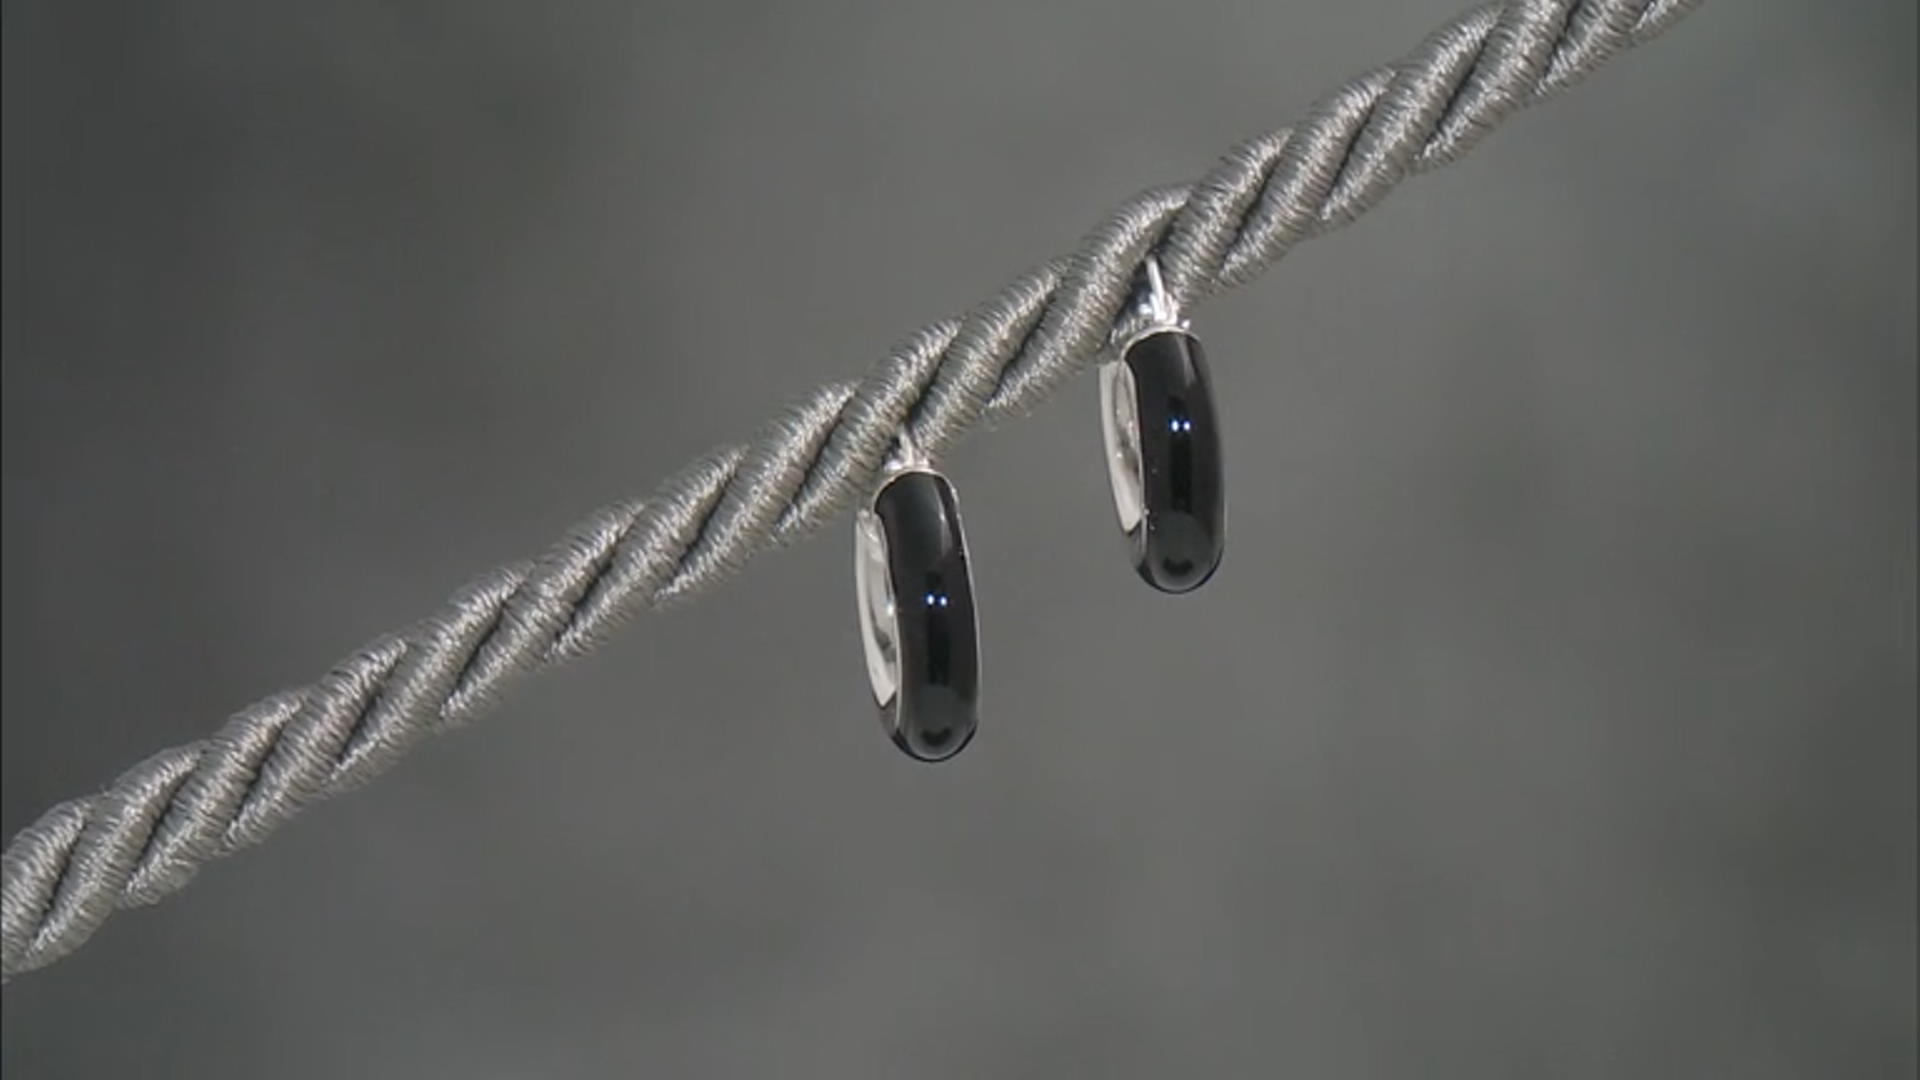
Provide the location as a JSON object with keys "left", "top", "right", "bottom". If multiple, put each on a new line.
{"left": 3, "top": 1, "right": 1914, "bottom": 1076}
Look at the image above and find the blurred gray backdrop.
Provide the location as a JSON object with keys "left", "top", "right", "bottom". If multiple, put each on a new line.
{"left": 3, "top": 1, "right": 1914, "bottom": 1076}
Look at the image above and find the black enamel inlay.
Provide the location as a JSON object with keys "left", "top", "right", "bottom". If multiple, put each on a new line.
{"left": 1122, "top": 330, "right": 1225, "bottom": 593}
{"left": 873, "top": 470, "right": 979, "bottom": 762}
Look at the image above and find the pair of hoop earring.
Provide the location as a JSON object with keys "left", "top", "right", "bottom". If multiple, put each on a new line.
{"left": 854, "top": 258, "right": 1225, "bottom": 762}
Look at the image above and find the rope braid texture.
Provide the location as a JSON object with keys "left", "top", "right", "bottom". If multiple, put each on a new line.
{"left": 2, "top": 0, "right": 1702, "bottom": 980}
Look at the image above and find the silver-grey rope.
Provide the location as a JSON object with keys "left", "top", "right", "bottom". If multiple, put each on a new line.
{"left": 1, "top": 0, "right": 1702, "bottom": 980}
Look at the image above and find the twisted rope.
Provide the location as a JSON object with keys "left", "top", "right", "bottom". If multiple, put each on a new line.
{"left": 2, "top": 0, "right": 1702, "bottom": 980}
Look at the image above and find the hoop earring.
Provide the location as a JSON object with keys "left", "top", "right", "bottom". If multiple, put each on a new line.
{"left": 1099, "top": 257, "right": 1225, "bottom": 593}
{"left": 853, "top": 434, "right": 980, "bottom": 762}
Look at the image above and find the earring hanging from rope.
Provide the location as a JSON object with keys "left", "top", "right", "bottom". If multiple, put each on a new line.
{"left": 853, "top": 432, "right": 980, "bottom": 762}
{"left": 1099, "top": 255, "right": 1225, "bottom": 593}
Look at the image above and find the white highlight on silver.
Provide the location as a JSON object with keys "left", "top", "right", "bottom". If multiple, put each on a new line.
{"left": 853, "top": 431, "right": 934, "bottom": 710}
{"left": 853, "top": 506, "right": 900, "bottom": 709}
{"left": 1099, "top": 359, "right": 1145, "bottom": 535}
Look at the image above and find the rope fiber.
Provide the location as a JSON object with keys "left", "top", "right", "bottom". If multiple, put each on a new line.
{"left": 2, "top": 0, "right": 1703, "bottom": 980}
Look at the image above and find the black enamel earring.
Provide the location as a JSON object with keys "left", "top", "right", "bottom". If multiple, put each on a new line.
{"left": 1100, "top": 256, "right": 1225, "bottom": 593}
{"left": 854, "top": 435, "right": 980, "bottom": 762}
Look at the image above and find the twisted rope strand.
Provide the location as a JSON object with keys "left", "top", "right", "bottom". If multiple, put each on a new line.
{"left": 1, "top": 0, "right": 1702, "bottom": 980}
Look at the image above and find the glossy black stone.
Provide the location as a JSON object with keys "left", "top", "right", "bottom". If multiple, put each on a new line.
{"left": 1122, "top": 330, "right": 1225, "bottom": 593}
{"left": 873, "top": 470, "right": 979, "bottom": 762}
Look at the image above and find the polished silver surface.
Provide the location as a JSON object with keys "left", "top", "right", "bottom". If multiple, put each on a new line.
{"left": 854, "top": 432, "right": 935, "bottom": 710}
{"left": 1103, "top": 255, "right": 1182, "bottom": 537}
{"left": 1099, "top": 357, "right": 1146, "bottom": 534}
{"left": 1113, "top": 255, "right": 1189, "bottom": 358}
{"left": 853, "top": 503, "right": 901, "bottom": 708}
